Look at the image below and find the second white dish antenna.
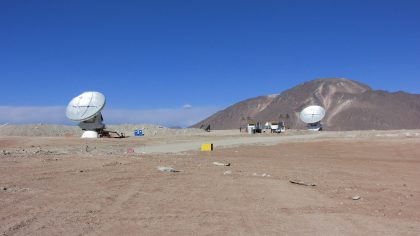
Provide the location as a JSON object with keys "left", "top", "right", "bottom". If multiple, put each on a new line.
{"left": 299, "top": 105, "right": 325, "bottom": 131}
{"left": 299, "top": 105, "right": 326, "bottom": 124}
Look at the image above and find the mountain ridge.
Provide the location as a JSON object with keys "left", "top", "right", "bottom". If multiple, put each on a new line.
{"left": 192, "top": 78, "right": 420, "bottom": 130}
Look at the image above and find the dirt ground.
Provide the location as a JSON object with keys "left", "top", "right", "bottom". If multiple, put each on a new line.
{"left": 1, "top": 130, "right": 420, "bottom": 235}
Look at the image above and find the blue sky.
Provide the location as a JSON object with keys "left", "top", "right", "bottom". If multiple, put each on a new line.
{"left": 1, "top": 0, "right": 419, "bottom": 126}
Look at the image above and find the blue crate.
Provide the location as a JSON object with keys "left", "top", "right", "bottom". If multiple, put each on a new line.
{"left": 134, "top": 129, "right": 143, "bottom": 136}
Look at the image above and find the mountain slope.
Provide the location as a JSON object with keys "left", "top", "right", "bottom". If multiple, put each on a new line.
{"left": 192, "top": 78, "right": 420, "bottom": 130}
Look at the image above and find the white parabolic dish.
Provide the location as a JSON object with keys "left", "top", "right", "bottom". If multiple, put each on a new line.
{"left": 299, "top": 105, "right": 326, "bottom": 124}
{"left": 66, "top": 91, "right": 106, "bottom": 121}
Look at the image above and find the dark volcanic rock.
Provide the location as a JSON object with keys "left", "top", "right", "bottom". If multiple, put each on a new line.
{"left": 192, "top": 78, "right": 420, "bottom": 130}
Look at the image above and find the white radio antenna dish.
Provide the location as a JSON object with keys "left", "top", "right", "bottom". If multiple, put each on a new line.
{"left": 66, "top": 91, "right": 105, "bottom": 121}
{"left": 299, "top": 105, "right": 326, "bottom": 131}
{"left": 66, "top": 91, "right": 106, "bottom": 138}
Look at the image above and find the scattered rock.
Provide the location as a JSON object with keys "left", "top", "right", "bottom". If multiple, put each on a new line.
{"left": 289, "top": 180, "right": 316, "bottom": 186}
{"left": 224, "top": 170, "right": 232, "bottom": 175}
{"left": 127, "top": 148, "right": 134, "bottom": 153}
{"left": 213, "top": 162, "right": 230, "bottom": 166}
{"left": 352, "top": 195, "right": 361, "bottom": 200}
{"left": 3, "top": 187, "right": 30, "bottom": 193}
{"left": 103, "top": 161, "right": 123, "bottom": 167}
{"left": 253, "top": 173, "right": 271, "bottom": 177}
{"left": 157, "top": 166, "right": 179, "bottom": 172}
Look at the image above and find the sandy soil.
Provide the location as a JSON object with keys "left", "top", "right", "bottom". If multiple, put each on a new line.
{"left": 1, "top": 130, "right": 420, "bottom": 235}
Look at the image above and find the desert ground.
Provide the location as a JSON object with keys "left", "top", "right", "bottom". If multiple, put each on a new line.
{"left": 1, "top": 128, "right": 420, "bottom": 235}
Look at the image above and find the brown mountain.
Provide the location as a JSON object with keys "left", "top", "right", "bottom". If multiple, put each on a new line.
{"left": 192, "top": 78, "right": 420, "bottom": 130}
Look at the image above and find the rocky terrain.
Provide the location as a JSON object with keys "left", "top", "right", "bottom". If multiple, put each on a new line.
{"left": 1, "top": 130, "right": 420, "bottom": 235}
{"left": 193, "top": 78, "right": 420, "bottom": 130}
{"left": 0, "top": 124, "right": 204, "bottom": 137}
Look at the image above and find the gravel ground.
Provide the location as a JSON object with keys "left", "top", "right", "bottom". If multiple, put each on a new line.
{"left": 1, "top": 129, "right": 420, "bottom": 235}
{"left": 0, "top": 124, "right": 205, "bottom": 137}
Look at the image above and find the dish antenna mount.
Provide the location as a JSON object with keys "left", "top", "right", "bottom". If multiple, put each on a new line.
{"left": 299, "top": 105, "right": 326, "bottom": 131}
{"left": 66, "top": 91, "right": 106, "bottom": 138}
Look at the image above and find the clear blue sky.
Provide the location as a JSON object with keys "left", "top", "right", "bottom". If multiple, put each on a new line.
{"left": 0, "top": 0, "right": 419, "bottom": 125}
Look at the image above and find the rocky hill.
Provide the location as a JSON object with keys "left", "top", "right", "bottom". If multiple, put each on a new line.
{"left": 192, "top": 78, "right": 420, "bottom": 130}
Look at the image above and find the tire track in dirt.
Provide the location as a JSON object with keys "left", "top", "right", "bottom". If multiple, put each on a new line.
{"left": 238, "top": 184, "right": 261, "bottom": 235}
{"left": 86, "top": 172, "right": 145, "bottom": 235}
{"left": 2, "top": 217, "right": 37, "bottom": 236}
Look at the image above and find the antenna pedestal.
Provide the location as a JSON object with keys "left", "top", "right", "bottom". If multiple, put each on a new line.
{"left": 81, "top": 130, "right": 99, "bottom": 138}
{"left": 78, "top": 113, "right": 105, "bottom": 138}
{"left": 307, "top": 122, "right": 322, "bottom": 131}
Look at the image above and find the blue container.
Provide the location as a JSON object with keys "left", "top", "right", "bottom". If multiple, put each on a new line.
{"left": 134, "top": 129, "right": 143, "bottom": 136}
